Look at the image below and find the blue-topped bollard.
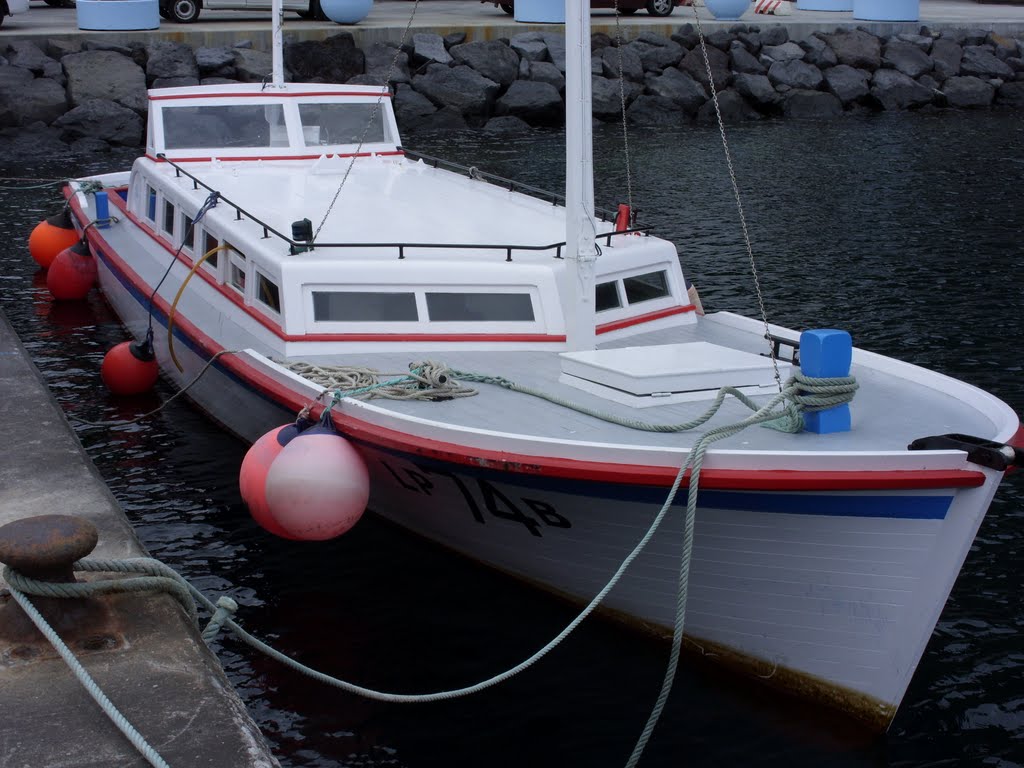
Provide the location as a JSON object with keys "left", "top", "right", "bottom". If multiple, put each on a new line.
{"left": 800, "top": 329, "right": 852, "bottom": 434}
{"left": 853, "top": 0, "right": 918, "bottom": 21}
{"left": 515, "top": 0, "right": 565, "bottom": 23}
{"left": 796, "top": 0, "right": 853, "bottom": 10}
{"left": 76, "top": 0, "right": 159, "bottom": 30}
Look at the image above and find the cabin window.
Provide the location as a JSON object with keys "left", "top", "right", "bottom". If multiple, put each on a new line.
{"left": 256, "top": 273, "right": 281, "bottom": 314}
{"left": 425, "top": 292, "right": 534, "bottom": 322}
{"left": 595, "top": 281, "right": 621, "bottom": 312}
{"left": 623, "top": 271, "right": 669, "bottom": 304}
{"left": 162, "top": 104, "right": 286, "bottom": 150}
{"left": 145, "top": 184, "right": 157, "bottom": 221}
{"left": 180, "top": 214, "right": 195, "bottom": 252}
{"left": 298, "top": 103, "right": 389, "bottom": 146}
{"left": 203, "top": 231, "right": 219, "bottom": 269}
{"left": 162, "top": 199, "right": 175, "bottom": 237}
{"left": 313, "top": 291, "right": 418, "bottom": 322}
{"left": 226, "top": 243, "right": 246, "bottom": 293}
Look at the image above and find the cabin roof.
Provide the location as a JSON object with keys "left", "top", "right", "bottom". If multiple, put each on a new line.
{"left": 154, "top": 157, "right": 670, "bottom": 266}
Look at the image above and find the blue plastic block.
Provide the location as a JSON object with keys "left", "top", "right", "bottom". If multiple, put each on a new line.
{"left": 800, "top": 329, "right": 852, "bottom": 434}
{"left": 95, "top": 190, "right": 110, "bottom": 229}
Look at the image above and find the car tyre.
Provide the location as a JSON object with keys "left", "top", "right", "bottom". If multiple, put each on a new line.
{"left": 168, "top": 0, "right": 201, "bottom": 22}
{"left": 499, "top": 3, "right": 513, "bottom": 14}
{"left": 646, "top": 0, "right": 674, "bottom": 15}
{"left": 297, "top": 0, "right": 323, "bottom": 18}
{"left": 158, "top": 1, "right": 171, "bottom": 19}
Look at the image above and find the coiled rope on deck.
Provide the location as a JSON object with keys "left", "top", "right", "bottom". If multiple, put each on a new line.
{"left": 283, "top": 360, "right": 480, "bottom": 401}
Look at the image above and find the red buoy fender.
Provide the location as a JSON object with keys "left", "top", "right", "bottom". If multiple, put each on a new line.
{"left": 264, "top": 421, "right": 370, "bottom": 541}
{"left": 239, "top": 418, "right": 313, "bottom": 539}
{"left": 47, "top": 240, "right": 97, "bottom": 301}
{"left": 29, "top": 209, "right": 80, "bottom": 270}
{"left": 101, "top": 338, "right": 158, "bottom": 395}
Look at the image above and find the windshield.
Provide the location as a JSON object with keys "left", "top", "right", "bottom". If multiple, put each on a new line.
{"left": 298, "top": 103, "right": 389, "bottom": 146}
{"left": 162, "top": 104, "right": 286, "bottom": 149}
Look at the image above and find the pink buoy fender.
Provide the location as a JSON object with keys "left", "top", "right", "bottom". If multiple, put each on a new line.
{"left": 101, "top": 331, "right": 159, "bottom": 395}
{"left": 46, "top": 239, "right": 97, "bottom": 301}
{"left": 264, "top": 418, "right": 370, "bottom": 541}
{"left": 239, "top": 418, "right": 312, "bottom": 539}
{"left": 29, "top": 209, "right": 80, "bottom": 270}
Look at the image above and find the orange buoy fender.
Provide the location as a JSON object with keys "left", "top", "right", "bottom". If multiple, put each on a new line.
{"left": 239, "top": 419, "right": 312, "bottom": 539}
{"left": 264, "top": 421, "right": 369, "bottom": 541}
{"left": 46, "top": 240, "right": 96, "bottom": 301}
{"left": 29, "top": 209, "right": 80, "bottom": 270}
{"left": 101, "top": 336, "right": 159, "bottom": 396}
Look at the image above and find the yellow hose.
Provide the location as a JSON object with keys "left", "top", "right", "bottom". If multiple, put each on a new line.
{"left": 168, "top": 245, "right": 231, "bottom": 373}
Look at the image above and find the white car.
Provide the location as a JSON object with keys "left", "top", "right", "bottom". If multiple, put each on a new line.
{"left": 160, "top": 0, "right": 327, "bottom": 23}
{"left": 0, "top": 0, "right": 30, "bottom": 27}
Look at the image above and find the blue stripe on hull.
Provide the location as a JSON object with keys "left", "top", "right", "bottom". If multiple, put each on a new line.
{"left": 367, "top": 446, "right": 954, "bottom": 520}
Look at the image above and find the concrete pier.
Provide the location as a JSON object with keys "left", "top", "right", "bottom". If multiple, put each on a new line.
{"left": 1, "top": 0, "right": 1023, "bottom": 48}
{"left": 0, "top": 309, "right": 278, "bottom": 768}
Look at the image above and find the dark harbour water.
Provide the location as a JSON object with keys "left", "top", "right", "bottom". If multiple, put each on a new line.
{"left": 1, "top": 110, "right": 1023, "bottom": 768}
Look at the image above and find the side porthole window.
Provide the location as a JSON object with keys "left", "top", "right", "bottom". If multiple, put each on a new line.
{"left": 203, "top": 231, "right": 219, "bottom": 269}
{"left": 226, "top": 243, "right": 247, "bottom": 293}
{"left": 595, "top": 281, "right": 621, "bottom": 312}
{"left": 256, "top": 273, "right": 281, "bottom": 313}
{"left": 623, "top": 271, "right": 670, "bottom": 304}
{"left": 181, "top": 214, "right": 195, "bottom": 253}
{"left": 162, "top": 199, "right": 175, "bottom": 237}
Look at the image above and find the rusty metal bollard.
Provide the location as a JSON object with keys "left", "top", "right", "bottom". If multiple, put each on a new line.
{"left": 0, "top": 515, "right": 99, "bottom": 583}
{"left": 0, "top": 515, "right": 121, "bottom": 657}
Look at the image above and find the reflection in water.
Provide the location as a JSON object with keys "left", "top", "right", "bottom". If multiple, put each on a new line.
{"left": 0, "top": 110, "right": 1022, "bottom": 768}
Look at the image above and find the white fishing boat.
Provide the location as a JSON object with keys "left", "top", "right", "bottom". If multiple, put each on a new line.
{"left": 48, "top": 0, "right": 1022, "bottom": 733}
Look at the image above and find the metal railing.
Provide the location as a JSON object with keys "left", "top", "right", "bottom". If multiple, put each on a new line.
{"left": 156, "top": 153, "right": 647, "bottom": 262}
{"left": 400, "top": 148, "right": 620, "bottom": 222}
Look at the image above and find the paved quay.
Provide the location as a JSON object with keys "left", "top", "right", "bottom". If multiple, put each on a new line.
{"left": 2, "top": 0, "right": 1023, "bottom": 48}
{"left": 0, "top": 309, "right": 277, "bottom": 768}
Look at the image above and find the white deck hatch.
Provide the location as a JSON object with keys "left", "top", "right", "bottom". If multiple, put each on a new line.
{"left": 559, "top": 342, "right": 791, "bottom": 407}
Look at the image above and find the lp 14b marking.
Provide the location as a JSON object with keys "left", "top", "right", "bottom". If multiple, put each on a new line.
{"left": 380, "top": 459, "right": 571, "bottom": 537}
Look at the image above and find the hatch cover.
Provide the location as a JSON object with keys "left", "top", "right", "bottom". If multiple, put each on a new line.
{"left": 559, "top": 342, "right": 789, "bottom": 408}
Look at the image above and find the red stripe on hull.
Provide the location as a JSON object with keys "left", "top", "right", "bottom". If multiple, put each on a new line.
{"left": 69, "top": 189, "right": 986, "bottom": 493}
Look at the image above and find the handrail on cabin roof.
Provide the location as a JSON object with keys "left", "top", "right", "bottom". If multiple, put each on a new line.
{"left": 154, "top": 153, "right": 647, "bottom": 262}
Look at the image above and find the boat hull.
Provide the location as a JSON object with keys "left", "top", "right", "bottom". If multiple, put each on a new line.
{"left": 82, "top": 219, "right": 1003, "bottom": 732}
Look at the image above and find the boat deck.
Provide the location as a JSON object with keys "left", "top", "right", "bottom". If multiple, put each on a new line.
{"left": 289, "top": 313, "right": 1009, "bottom": 456}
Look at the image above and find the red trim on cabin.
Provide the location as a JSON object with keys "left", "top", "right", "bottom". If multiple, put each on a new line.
{"left": 150, "top": 90, "right": 392, "bottom": 101}
{"left": 95, "top": 190, "right": 568, "bottom": 345}
{"left": 68, "top": 190, "right": 989, "bottom": 493}
{"left": 297, "top": 333, "right": 567, "bottom": 343}
{"left": 145, "top": 150, "right": 405, "bottom": 163}
{"left": 596, "top": 304, "right": 696, "bottom": 335}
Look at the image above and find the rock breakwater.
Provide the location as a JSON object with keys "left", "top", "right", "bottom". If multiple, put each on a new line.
{"left": 1, "top": 23, "right": 1022, "bottom": 155}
